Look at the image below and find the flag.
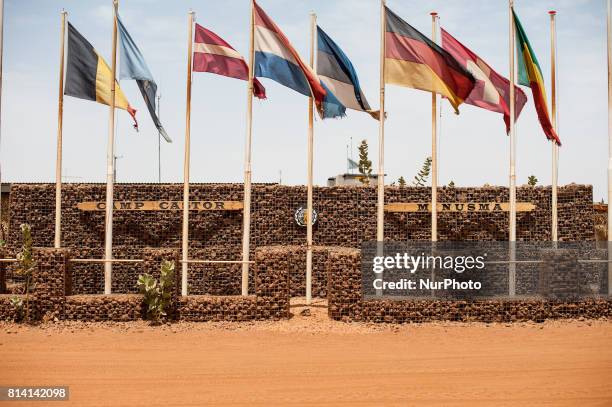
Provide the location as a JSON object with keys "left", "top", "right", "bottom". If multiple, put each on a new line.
{"left": 317, "top": 26, "right": 379, "bottom": 119}
{"left": 193, "top": 23, "right": 266, "bottom": 99}
{"left": 253, "top": 1, "right": 345, "bottom": 118}
{"left": 513, "top": 9, "right": 561, "bottom": 145}
{"left": 117, "top": 15, "right": 170, "bottom": 142}
{"left": 384, "top": 7, "right": 475, "bottom": 114}
{"left": 441, "top": 28, "right": 528, "bottom": 133}
{"left": 348, "top": 157, "right": 359, "bottom": 169}
{"left": 64, "top": 22, "right": 137, "bottom": 128}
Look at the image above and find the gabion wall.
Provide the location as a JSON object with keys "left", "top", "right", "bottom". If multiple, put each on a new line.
{"left": 2, "top": 246, "right": 610, "bottom": 323}
{"left": 0, "top": 247, "right": 290, "bottom": 322}
{"left": 5, "top": 183, "right": 594, "bottom": 295}
{"left": 327, "top": 248, "right": 612, "bottom": 323}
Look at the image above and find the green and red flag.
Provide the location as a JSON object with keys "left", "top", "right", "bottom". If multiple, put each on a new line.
{"left": 513, "top": 9, "right": 560, "bottom": 145}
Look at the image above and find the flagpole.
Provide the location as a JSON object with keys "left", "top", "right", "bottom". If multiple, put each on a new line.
{"left": 430, "top": 12, "right": 438, "bottom": 242}
{"left": 377, "top": 0, "right": 386, "bottom": 243}
{"left": 350, "top": 136, "right": 354, "bottom": 174}
{"left": 0, "top": 0, "right": 4, "bottom": 234}
{"left": 508, "top": 0, "right": 516, "bottom": 296}
{"left": 241, "top": 1, "right": 255, "bottom": 296}
{"left": 157, "top": 92, "right": 161, "bottom": 183}
{"left": 346, "top": 144, "right": 349, "bottom": 174}
{"left": 54, "top": 10, "right": 67, "bottom": 249}
{"left": 103, "top": 0, "right": 119, "bottom": 295}
{"left": 550, "top": 10, "right": 558, "bottom": 243}
{"left": 181, "top": 10, "right": 195, "bottom": 296}
{"left": 607, "top": 0, "right": 612, "bottom": 296}
{"left": 304, "top": 12, "right": 316, "bottom": 304}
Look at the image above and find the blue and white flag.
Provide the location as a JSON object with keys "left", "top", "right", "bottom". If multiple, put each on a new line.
{"left": 317, "top": 26, "right": 379, "bottom": 120}
{"left": 117, "top": 15, "right": 171, "bottom": 142}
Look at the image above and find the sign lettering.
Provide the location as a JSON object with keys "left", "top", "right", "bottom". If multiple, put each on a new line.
{"left": 384, "top": 202, "right": 535, "bottom": 213}
{"left": 77, "top": 201, "right": 243, "bottom": 211}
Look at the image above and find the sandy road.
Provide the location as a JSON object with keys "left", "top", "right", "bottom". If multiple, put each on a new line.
{"left": 0, "top": 303, "right": 611, "bottom": 406}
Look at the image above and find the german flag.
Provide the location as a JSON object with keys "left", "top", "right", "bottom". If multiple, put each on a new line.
{"left": 64, "top": 22, "right": 137, "bottom": 128}
{"left": 513, "top": 10, "right": 560, "bottom": 145}
{"left": 384, "top": 7, "right": 475, "bottom": 114}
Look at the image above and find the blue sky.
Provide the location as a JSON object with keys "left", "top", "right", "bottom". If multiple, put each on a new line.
{"left": 1, "top": 0, "right": 609, "bottom": 200}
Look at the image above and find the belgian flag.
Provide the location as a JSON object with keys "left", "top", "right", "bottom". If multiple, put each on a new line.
{"left": 64, "top": 22, "right": 137, "bottom": 128}
{"left": 384, "top": 7, "right": 475, "bottom": 114}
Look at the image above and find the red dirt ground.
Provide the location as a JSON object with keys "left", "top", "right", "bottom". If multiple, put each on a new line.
{"left": 1, "top": 300, "right": 611, "bottom": 406}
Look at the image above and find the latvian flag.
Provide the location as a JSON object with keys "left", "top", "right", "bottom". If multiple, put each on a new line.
{"left": 442, "top": 28, "right": 528, "bottom": 133}
{"left": 253, "top": 1, "right": 345, "bottom": 119}
{"left": 193, "top": 24, "right": 266, "bottom": 99}
{"left": 384, "top": 7, "right": 475, "bottom": 114}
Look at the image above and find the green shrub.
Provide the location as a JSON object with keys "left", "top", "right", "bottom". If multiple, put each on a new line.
{"left": 137, "top": 260, "right": 175, "bottom": 323}
{"left": 9, "top": 296, "right": 24, "bottom": 322}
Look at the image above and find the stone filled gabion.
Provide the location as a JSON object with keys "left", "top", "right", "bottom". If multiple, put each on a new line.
{"left": 31, "top": 248, "right": 71, "bottom": 320}
{"left": 0, "top": 246, "right": 292, "bottom": 322}
{"left": 539, "top": 249, "right": 589, "bottom": 299}
{"left": 4, "top": 183, "right": 595, "bottom": 296}
{"left": 327, "top": 248, "right": 612, "bottom": 323}
{"left": 177, "top": 296, "right": 257, "bottom": 322}
{"left": 187, "top": 248, "right": 245, "bottom": 296}
{"left": 0, "top": 183, "right": 607, "bottom": 323}
{"left": 327, "top": 248, "right": 362, "bottom": 321}
{"left": 255, "top": 247, "right": 291, "bottom": 319}
{"left": 0, "top": 295, "right": 21, "bottom": 321}
{"left": 0, "top": 249, "right": 6, "bottom": 294}
{"left": 64, "top": 295, "right": 144, "bottom": 321}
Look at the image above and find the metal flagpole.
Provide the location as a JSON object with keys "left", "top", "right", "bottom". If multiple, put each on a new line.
{"left": 346, "top": 144, "right": 349, "bottom": 174}
{"left": 0, "top": 0, "right": 4, "bottom": 233}
{"left": 305, "top": 12, "right": 316, "bottom": 305}
{"left": 54, "top": 10, "right": 67, "bottom": 249}
{"left": 350, "top": 136, "right": 354, "bottom": 174}
{"left": 241, "top": 1, "right": 255, "bottom": 296}
{"left": 157, "top": 92, "right": 161, "bottom": 183}
{"left": 181, "top": 10, "right": 195, "bottom": 296}
{"left": 607, "top": 0, "right": 612, "bottom": 296}
{"left": 430, "top": 12, "right": 438, "bottom": 242}
{"left": 550, "top": 10, "right": 558, "bottom": 243}
{"left": 103, "top": 0, "right": 119, "bottom": 295}
{"left": 377, "top": 0, "right": 386, "bottom": 243}
{"left": 508, "top": 0, "right": 517, "bottom": 296}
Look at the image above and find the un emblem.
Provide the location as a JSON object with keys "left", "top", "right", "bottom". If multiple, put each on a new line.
{"left": 294, "top": 206, "right": 318, "bottom": 227}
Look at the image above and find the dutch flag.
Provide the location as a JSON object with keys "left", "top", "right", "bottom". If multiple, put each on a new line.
{"left": 253, "top": 1, "right": 345, "bottom": 119}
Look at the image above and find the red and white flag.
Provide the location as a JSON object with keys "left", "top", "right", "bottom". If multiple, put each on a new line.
{"left": 441, "top": 28, "right": 527, "bottom": 132}
{"left": 193, "top": 24, "right": 266, "bottom": 99}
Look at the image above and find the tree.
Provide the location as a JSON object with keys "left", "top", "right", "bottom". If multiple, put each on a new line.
{"left": 357, "top": 139, "right": 373, "bottom": 185}
{"left": 528, "top": 175, "right": 538, "bottom": 186}
{"left": 398, "top": 176, "right": 407, "bottom": 187}
{"left": 413, "top": 157, "right": 432, "bottom": 187}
